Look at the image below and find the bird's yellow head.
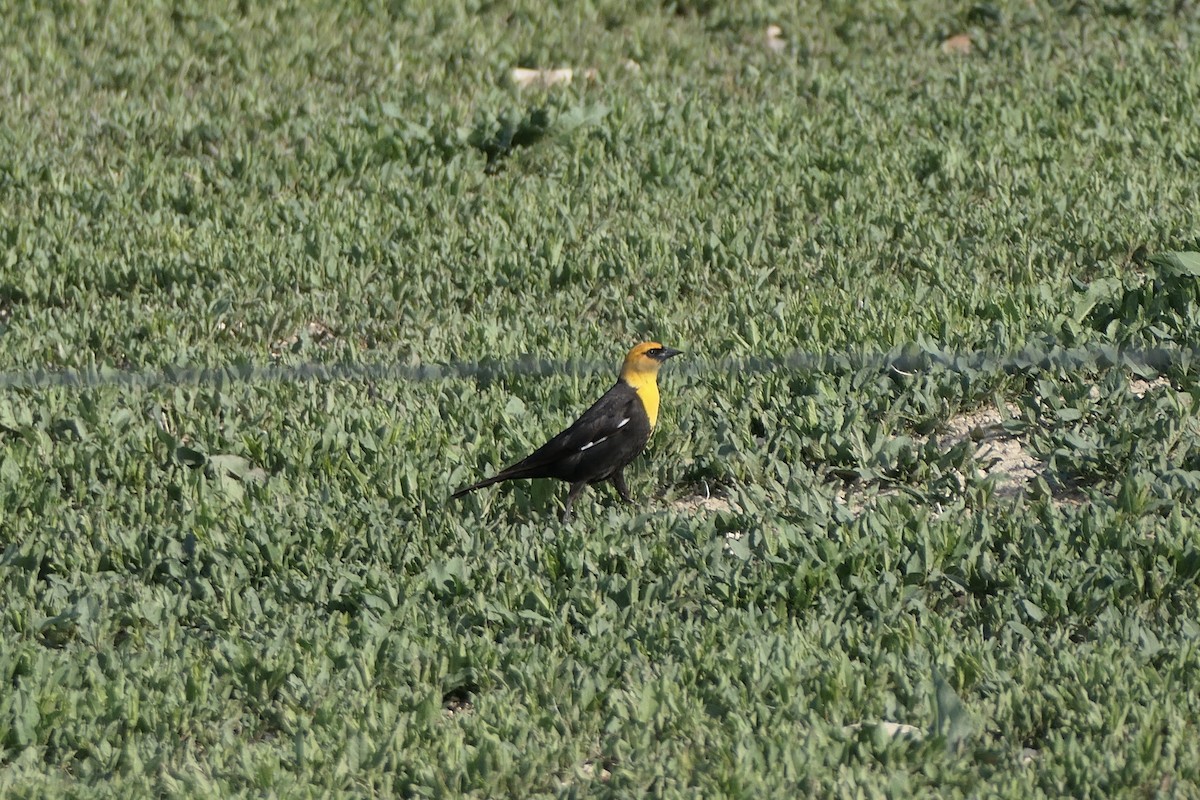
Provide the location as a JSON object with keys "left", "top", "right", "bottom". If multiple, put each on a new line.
{"left": 620, "top": 342, "right": 682, "bottom": 382}
{"left": 618, "top": 341, "right": 682, "bottom": 428}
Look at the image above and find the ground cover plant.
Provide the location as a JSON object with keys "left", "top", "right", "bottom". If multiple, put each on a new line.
{"left": 2, "top": 0, "right": 1200, "bottom": 796}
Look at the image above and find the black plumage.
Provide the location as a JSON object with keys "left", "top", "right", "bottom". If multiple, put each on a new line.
{"left": 452, "top": 342, "right": 681, "bottom": 521}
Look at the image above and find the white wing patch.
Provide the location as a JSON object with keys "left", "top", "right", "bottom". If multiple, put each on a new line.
{"left": 580, "top": 418, "right": 628, "bottom": 451}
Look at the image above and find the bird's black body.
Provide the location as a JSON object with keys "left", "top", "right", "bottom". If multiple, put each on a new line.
{"left": 452, "top": 380, "right": 653, "bottom": 520}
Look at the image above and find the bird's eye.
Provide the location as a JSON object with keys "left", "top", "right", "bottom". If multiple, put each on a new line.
{"left": 647, "top": 348, "right": 662, "bottom": 357}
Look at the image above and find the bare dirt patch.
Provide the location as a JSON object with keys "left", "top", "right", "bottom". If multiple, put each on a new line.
{"left": 668, "top": 488, "right": 743, "bottom": 546}
{"left": 270, "top": 320, "right": 337, "bottom": 358}
{"left": 671, "top": 493, "right": 735, "bottom": 514}
{"left": 1129, "top": 377, "right": 1171, "bottom": 397}
{"left": 840, "top": 404, "right": 1050, "bottom": 515}
{"left": 937, "top": 405, "right": 1042, "bottom": 499}
{"left": 836, "top": 484, "right": 903, "bottom": 516}
{"left": 443, "top": 698, "right": 474, "bottom": 718}
{"left": 579, "top": 759, "right": 613, "bottom": 782}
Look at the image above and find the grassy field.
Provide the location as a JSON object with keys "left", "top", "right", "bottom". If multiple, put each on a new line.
{"left": 3, "top": 0, "right": 1200, "bottom": 796}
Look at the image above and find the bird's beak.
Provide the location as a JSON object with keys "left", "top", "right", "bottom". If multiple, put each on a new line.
{"left": 661, "top": 347, "right": 683, "bottom": 360}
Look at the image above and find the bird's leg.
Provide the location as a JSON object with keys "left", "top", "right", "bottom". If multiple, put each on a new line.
{"left": 561, "top": 481, "right": 588, "bottom": 522}
{"left": 610, "top": 470, "right": 634, "bottom": 504}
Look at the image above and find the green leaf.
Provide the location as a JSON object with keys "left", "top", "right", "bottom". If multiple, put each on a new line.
{"left": 504, "top": 396, "right": 526, "bottom": 417}
{"left": 1149, "top": 251, "right": 1200, "bottom": 278}
{"left": 555, "top": 103, "right": 609, "bottom": 135}
{"left": 725, "top": 534, "right": 752, "bottom": 561}
{"left": 932, "top": 670, "right": 974, "bottom": 754}
{"left": 208, "top": 453, "right": 252, "bottom": 477}
{"left": 1021, "top": 598, "right": 1046, "bottom": 622}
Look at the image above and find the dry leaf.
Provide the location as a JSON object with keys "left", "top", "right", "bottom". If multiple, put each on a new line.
{"left": 764, "top": 24, "right": 786, "bottom": 53}
{"left": 941, "top": 34, "right": 972, "bottom": 55}
{"left": 510, "top": 67, "right": 597, "bottom": 89}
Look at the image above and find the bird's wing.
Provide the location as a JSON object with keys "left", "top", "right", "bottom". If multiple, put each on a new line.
{"left": 496, "top": 382, "right": 643, "bottom": 476}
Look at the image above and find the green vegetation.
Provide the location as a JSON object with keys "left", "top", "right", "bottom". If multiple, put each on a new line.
{"left": 3, "top": 0, "right": 1200, "bottom": 796}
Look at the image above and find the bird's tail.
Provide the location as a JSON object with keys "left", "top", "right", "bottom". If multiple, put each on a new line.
{"left": 451, "top": 461, "right": 541, "bottom": 499}
{"left": 450, "top": 475, "right": 505, "bottom": 499}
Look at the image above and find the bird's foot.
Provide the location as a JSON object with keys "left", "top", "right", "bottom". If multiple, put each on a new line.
{"left": 611, "top": 472, "right": 634, "bottom": 504}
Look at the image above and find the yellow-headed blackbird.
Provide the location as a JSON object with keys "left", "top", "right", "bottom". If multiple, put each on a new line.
{"left": 452, "top": 341, "right": 682, "bottom": 521}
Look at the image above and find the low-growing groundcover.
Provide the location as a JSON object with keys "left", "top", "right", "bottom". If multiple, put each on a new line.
{"left": 3, "top": 0, "right": 1200, "bottom": 796}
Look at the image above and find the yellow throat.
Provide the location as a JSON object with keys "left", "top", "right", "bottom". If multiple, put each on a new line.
{"left": 623, "top": 370, "right": 660, "bottom": 428}
{"left": 619, "top": 345, "right": 668, "bottom": 428}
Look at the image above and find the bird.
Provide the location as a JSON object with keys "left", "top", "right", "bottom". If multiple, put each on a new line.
{"left": 452, "top": 341, "right": 683, "bottom": 521}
